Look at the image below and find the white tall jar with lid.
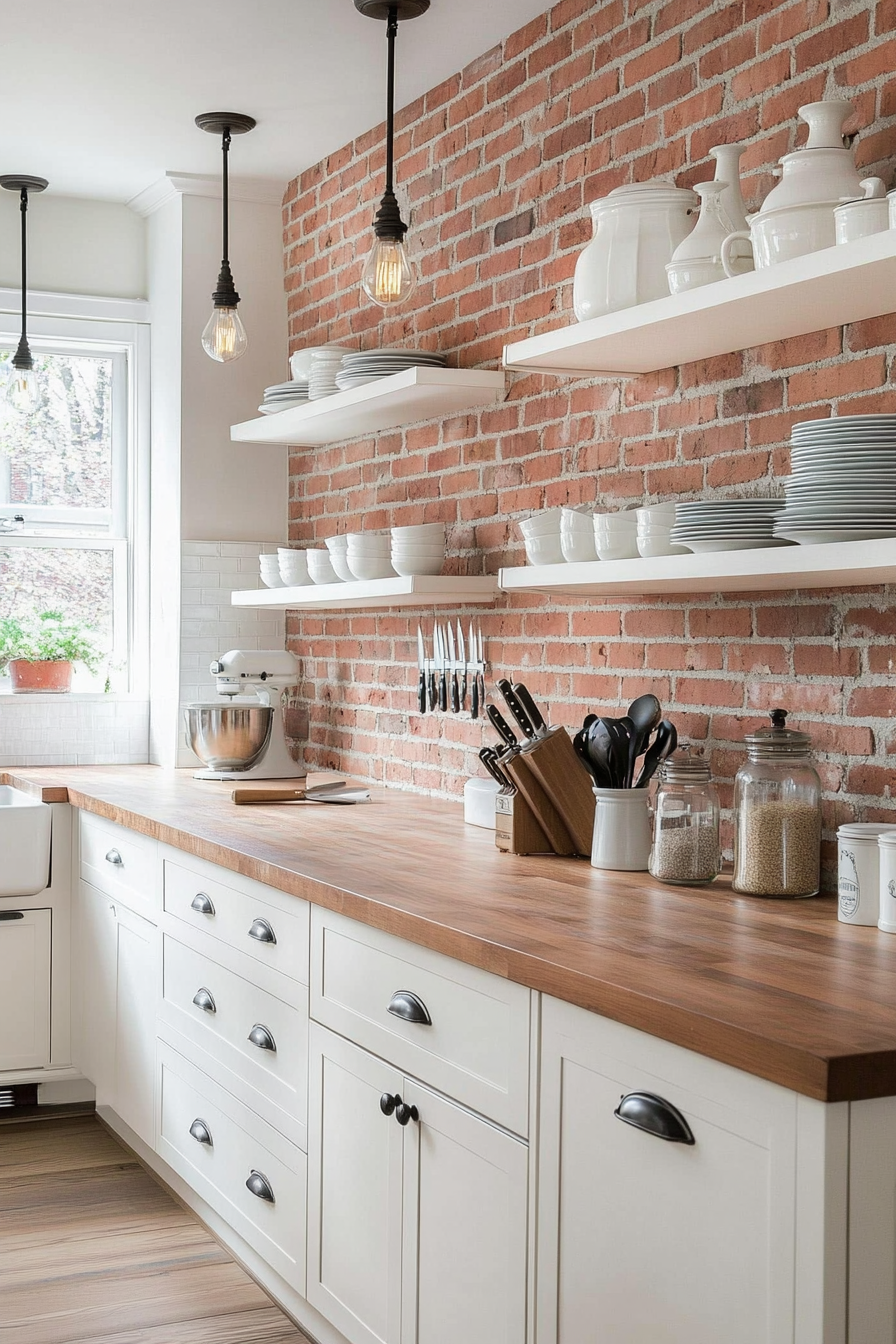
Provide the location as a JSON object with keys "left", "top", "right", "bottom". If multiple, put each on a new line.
{"left": 732, "top": 709, "right": 822, "bottom": 898}
{"left": 837, "top": 823, "right": 895, "bottom": 924}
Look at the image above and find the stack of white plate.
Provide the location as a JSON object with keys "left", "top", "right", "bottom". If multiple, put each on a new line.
{"left": 309, "top": 348, "right": 350, "bottom": 400}
{"left": 335, "top": 347, "right": 447, "bottom": 392}
{"left": 774, "top": 415, "right": 896, "bottom": 544}
{"left": 671, "top": 499, "right": 789, "bottom": 552}
{"left": 258, "top": 381, "right": 310, "bottom": 415}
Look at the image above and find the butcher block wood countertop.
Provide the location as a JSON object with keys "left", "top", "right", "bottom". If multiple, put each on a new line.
{"left": 8, "top": 763, "right": 896, "bottom": 1105}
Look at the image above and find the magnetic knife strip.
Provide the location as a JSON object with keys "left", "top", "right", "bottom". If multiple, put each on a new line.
{"left": 416, "top": 621, "right": 487, "bottom": 717}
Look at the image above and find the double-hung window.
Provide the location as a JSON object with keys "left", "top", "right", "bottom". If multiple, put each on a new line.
{"left": 0, "top": 303, "right": 149, "bottom": 693}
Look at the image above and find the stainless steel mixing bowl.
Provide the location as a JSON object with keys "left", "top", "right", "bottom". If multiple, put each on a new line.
{"left": 185, "top": 703, "right": 273, "bottom": 771}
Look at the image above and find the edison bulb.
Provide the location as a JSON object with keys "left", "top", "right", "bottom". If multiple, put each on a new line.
{"left": 5, "top": 364, "right": 41, "bottom": 413}
{"left": 361, "top": 237, "right": 416, "bottom": 307}
{"left": 202, "top": 305, "right": 248, "bottom": 362}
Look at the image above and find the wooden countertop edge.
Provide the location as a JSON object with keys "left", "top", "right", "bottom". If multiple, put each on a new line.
{"left": 18, "top": 772, "right": 889, "bottom": 1104}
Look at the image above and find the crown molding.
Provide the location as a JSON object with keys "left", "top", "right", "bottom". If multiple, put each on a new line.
{"left": 128, "top": 172, "right": 286, "bottom": 217}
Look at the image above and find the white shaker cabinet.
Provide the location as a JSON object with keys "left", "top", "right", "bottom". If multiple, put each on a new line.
{"left": 0, "top": 909, "right": 51, "bottom": 1071}
{"left": 307, "top": 1023, "right": 528, "bottom": 1344}
{"left": 76, "top": 881, "right": 157, "bottom": 1146}
{"left": 535, "top": 995, "right": 844, "bottom": 1344}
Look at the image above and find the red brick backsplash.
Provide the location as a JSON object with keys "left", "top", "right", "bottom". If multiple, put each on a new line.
{"left": 282, "top": 0, "right": 896, "bottom": 875}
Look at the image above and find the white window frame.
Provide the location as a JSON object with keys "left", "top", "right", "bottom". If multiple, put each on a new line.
{"left": 0, "top": 292, "right": 150, "bottom": 697}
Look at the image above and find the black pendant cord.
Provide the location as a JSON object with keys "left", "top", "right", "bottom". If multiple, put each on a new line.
{"left": 14, "top": 189, "right": 32, "bottom": 371}
{"left": 212, "top": 126, "right": 240, "bottom": 309}
{"left": 373, "top": 5, "right": 408, "bottom": 241}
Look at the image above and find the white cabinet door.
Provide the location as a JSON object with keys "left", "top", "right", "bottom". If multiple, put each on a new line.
{"left": 400, "top": 1077, "right": 528, "bottom": 1344}
{"left": 307, "top": 1023, "right": 404, "bottom": 1344}
{"left": 0, "top": 909, "right": 50, "bottom": 1070}
{"left": 76, "top": 881, "right": 157, "bottom": 1146}
{"left": 538, "top": 996, "right": 798, "bottom": 1344}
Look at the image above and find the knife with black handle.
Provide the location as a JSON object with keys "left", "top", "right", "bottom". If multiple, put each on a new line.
{"left": 496, "top": 678, "right": 537, "bottom": 741}
{"left": 512, "top": 683, "right": 549, "bottom": 739}
{"left": 479, "top": 746, "right": 512, "bottom": 792}
{"left": 436, "top": 624, "right": 447, "bottom": 712}
{"left": 416, "top": 626, "right": 427, "bottom": 714}
{"left": 487, "top": 703, "right": 519, "bottom": 748}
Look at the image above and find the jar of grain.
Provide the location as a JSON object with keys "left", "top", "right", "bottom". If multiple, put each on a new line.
{"left": 649, "top": 744, "right": 720, "bottom": 886}
{"left": 732, "top": 709, "right": 821, "bottom": 898}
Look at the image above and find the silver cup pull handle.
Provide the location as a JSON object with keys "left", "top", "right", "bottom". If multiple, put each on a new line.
{"left": 105, "top": 849, "right": 123, "bottom": 866}
{"left": 246, "top": 1169, "right": 275, "bottom": 1202}
{"left": 247, "top": 1023, "right": 276, "bottom": 1052}
{"left": 189, "top": 1117, "right": 213, "bottom": 1146}
{"left": 192, "top": 987, "right": 216, "bottom": 1015}
{"left": 248, "top": 918, "right": 277, "bottom": 945}
{"left": 191, "top": 891, "right": 215, "bottom": 916}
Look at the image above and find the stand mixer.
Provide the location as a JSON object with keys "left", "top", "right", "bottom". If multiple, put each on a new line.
{"left": 185, "top": 649, "right": 307, "bottom": 781}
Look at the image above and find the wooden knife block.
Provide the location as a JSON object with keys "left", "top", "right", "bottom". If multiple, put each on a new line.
{"left": 521, "top": 727, "right": 595, "bottom": 858}
{"left": 501, "top": 753, "right": 578, "bottom": 856}
{"left": 494, "top": 786, "right": 554, "bottom": 855}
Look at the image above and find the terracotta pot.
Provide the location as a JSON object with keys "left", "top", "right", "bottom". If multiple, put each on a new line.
{"left": 8, "top": 659, "right": 73, "bottom": 693}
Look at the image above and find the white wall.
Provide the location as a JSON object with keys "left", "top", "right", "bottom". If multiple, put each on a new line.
{"left": 179, "top": 193, "right": 288, "bottom": 542}
{"left": 0, "top": 193, "right": 146, "bottom": 299}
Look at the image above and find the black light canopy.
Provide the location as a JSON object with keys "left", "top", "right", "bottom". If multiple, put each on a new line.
{"left": 356, "top": 0, "right": 429, "bottom": 306}
{"left": 0, "top": 174, "right": 48, "bottom": 413}
{"left": 196, "top": 112, "right": 256, "bottom": 362}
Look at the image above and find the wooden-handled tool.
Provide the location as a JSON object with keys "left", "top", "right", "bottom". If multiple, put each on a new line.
{"left": 232, "top": 783, "right": 369, "bottom": 805}
{"left": 522, "top": 726, "right": 595, "bottom": 857}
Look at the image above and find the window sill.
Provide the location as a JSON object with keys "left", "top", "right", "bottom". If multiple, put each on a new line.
{"left": 0, "top": 691, "right": 147, "bottom": 704}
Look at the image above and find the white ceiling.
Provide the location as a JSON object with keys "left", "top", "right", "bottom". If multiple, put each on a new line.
{"left": 2, "top": 0, "right": 551, "bottom": 204}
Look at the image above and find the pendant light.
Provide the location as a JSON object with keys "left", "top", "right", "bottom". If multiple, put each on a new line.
{"left": 0, "top": 175, "right": 48, "bottom": 413}
{"left": 195, "top": 112, "right": 256, "bottom": 362}
{"left": 355, "top": 0, "right": 429, "bottom": 307}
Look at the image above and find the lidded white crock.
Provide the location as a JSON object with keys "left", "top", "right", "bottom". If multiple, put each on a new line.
{"left": 759, "top": 101, "right": 885, "bottom": 214}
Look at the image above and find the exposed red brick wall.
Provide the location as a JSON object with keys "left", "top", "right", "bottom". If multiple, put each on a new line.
{"left": 282, "top": 0, "right": 896, "bottom": 876}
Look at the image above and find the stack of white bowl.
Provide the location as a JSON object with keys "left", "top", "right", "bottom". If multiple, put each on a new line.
{"left": 346, "top": 532, "right": 396, "bottom": 581}
{"left": 277, "top": 547, "right": 309, "bottom": 586}
{"left": 324, "top": 535, "right": 354, "bottom": 582}
{"left": 390, "top": 522, "right": 446, "bottom": 576}
{"left": 518, "top": 509, "right": 564, "bottom": 564}
{"left": 309, "top": 348, "right": 347, "bottom": 400}
{"left": 307, "top": 549, "right": 340, "bottom": 584}
{"left": 260, "top": 552, "right": 285, "bottom": 588}
{"left": 560, "top": 506, "right": 597, "bottom": 561}
{"left": 593, "top": 510, "right": 640, "bottom": 560}
{"left": 635, "top": 503, "right": 689, "bottom": 557}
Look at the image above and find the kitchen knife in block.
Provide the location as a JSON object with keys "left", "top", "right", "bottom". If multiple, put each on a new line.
{"left": 494, "top": 788, "right": 554, "bottom": 855}
{"left": 522, "top": 727, "right": 595, "bottom": 857}
{"left": 503, "top": 753, "right": 578, "bottom": 856}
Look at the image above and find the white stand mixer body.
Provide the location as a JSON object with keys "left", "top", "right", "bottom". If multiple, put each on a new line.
{"left": 193, "top": 649, "right": 307, "bottom": 780}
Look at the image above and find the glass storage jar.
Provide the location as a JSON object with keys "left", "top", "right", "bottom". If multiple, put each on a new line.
{"left": 732, "top": 709, "right": 822, "bottom": 898}
{"left": 648, "top": 745, "right": 721, "bottom": 885}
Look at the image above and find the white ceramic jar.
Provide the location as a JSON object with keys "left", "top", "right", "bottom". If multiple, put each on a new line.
{"left": 837, "top": 823, "right": 895, "bottom": 924}
{"left": 877, "top": 831, "right": 896, "bottom": 933}
{"left": 573, "top": 181, "right": 697, "bottom": 321}
{"left": 834, "top": 196, "right": 889, "bottom": 244}
{"left": 591, "top": 787, "right": 652, "bottom": 871}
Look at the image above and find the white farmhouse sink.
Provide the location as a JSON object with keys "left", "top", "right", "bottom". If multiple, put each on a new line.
{"left": 0, "top": 786, "right": 52, "bottom": 896}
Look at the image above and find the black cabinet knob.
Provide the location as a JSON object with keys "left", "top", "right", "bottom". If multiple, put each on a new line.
{"left": 614, "top": 1091, "right": 695, "bottom": 1145}
{"left": 387, "top": 990, "right": 432, "bottom": 1025}
{"left": 380, "top": 1092, "right": 400, "bottom": 1116}
{"left": 395, "top": 1101, "right": 419, "bottom": 1126}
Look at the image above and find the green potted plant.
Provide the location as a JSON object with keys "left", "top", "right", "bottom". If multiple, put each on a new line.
{"left": 0, "top": 610, "right": 102, "bottom": 693}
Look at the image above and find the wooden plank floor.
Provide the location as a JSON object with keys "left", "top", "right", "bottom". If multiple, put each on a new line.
{"left": 0, "top": 1115, "right": 314, "bottom": 1344}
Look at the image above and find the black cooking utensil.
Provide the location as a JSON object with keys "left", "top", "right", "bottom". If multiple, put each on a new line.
{"left": 496, "top": 678, "right": 537, "bottom": 741}
{"left": 574, "top": 729, "right": 611, "bottom": 789}
{"left": 625, "top": 693, "right": 662, "bottom": 787}
{"left": 586, "top": 718, "right": 617, "bottom": 787}
{"left": 479, "top": 746, "right": 509, "bottom": 790}
{"left": 487, "top": 704, "right": 519, "bottom": 748}
{"left": 512, "top": 683, "right": 548, "bottom": 739}
{"left": 634, "top": 719, "right": 678, "bottom": 788}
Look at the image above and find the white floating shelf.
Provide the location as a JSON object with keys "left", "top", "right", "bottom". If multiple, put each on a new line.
{"left": 499, "top": 538, "right": 896, "bottom": 598}
{"left": 503, "top": 231, "right": 896, "bottom": 377}
{"left": 230, "top": 366, "right": 507, "bottom": 445}
{"left": 232, "top": 575, "right": 498, "bottom": 611}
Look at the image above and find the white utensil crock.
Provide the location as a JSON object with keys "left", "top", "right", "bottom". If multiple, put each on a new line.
{"left": 573, "top": 181, "right": 697, "bottom": 321}
{"left": 591, "top": 787, "right": 652, "bottom": 871}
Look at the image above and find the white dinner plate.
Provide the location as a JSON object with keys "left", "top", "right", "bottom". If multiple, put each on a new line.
{"left": 792, "top": 415, "right": 896, "bottom": 431}
{"left": 680, "top": 539, "right": 793, "bottom": 552}
{"left": 775, "top": 528, "right": 896, "bottom": 543}
{"left": 258, "top": 400, "right": 307, "bottom": 415}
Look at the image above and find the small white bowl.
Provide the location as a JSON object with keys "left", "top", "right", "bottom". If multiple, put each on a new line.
{"left": 560, "top": 533, "right": 598, "bottom": 563}
{"left": 324, "top": 537, "right": 354, "bottom": 582}
{"left": 560, "top": 506, "right": 594, "bottom": 530}
{"left": 594, "top": 510, "right": 638, "bottom": 531}
{"left": 519, "top": 509, "right": 564, "bottom": 537}
{"left": 346, "top": 531, "right": 391, "bottom": 556}
{"left": 596, "top": 538, "right": 640, "bottom": 561}
{"left": 391, "top": 556, "right": 444, "bottom": 576}
{"left": 524, "top": 537, "right": 565, "bottom": 565}
{"left": 635, "top": 505, "right": 677, "bottom": 526}
{"left": 307, "top": 550, "right": 340, "bottom": 584}
{"left": 391, "top": 522, "right": 446, "bottom": 540}
{"left": 261, "top": 570, "right": 286, "bottom": 588}
{"left": 347, "top": 555, "right": 397, "bottom": 581}
{"left": 279, "top": 560, "right": 310, "bottom": 586}
{"left": 391, "top": 543, "right": 446, "bottom": 556}
{"left": 637, "top": 535, "right": 691, "bottom": 558}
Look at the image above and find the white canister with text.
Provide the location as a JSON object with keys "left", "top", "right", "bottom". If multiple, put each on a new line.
{"left": 837, "top": 823, "right": 894, "bottom": 924}
{"left": 876, "top": 830, "right": 896, "bottom": 932}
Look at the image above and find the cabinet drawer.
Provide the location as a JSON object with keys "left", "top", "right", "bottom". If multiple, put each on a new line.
{"left": 160, "top": 934, "right": 307, "bottom": 1150}
{"left": 80, "top": 814, "right": 158, "bottom": 917}
{"left": 157, "top": 1041, "right": 306, "bottom": 1292}
{"left": 163, "top": 854, "right": 309, "bottom": 985}
{"left": 311, "top": 909, "right": 530, "bottom": 1136}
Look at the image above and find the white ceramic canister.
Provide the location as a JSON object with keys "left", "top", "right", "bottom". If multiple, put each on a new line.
{"left": 591, "top": 787, "right": 652, "bottom": 871}
{"left": 573, "top": 181, "right": 698, "bottom": 322}
{"left": 464, "top": 776, "right": 499, "bottom": 830}
{"left": 877, "top": 831, "right": 896, "bottom": 932}
{"left": 834, "top": 196, "right": 889, "bottom": 244}
{"left": 837, "top": 823, "right": 895, "bottom": 924}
